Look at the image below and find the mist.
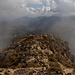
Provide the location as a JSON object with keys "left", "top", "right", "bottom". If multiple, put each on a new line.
{"left": 47, "top": 17, "right": 75, "bottom": 55}
{"left": 0, "top": 21, "right": 13, "bottom": 49}
{"left": 0, "top": 16, "right": 75, "bottom": 55}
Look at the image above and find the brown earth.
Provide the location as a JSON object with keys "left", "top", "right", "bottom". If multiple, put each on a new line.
{"left": 0, "top": 34, "right": 75, "bottom": 75}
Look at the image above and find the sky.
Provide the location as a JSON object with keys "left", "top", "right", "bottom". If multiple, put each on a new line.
{"left": 1, "top": 0, "right": 75, "bottom": 55}
{"left": 0, "top": 0, "right": 75, "bottom": 19}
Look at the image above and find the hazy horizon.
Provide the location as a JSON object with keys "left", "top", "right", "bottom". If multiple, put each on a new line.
{"left": 1, "top": 0, "right": 75, "bottom": 56}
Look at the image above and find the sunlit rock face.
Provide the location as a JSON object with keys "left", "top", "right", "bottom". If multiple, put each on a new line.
{"left": 0, "top": 34, "right": 75, "bottom": 75}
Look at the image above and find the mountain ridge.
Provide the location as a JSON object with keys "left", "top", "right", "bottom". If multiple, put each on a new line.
{"left": 0, "top": 34, "right": 75, "bottom": 75}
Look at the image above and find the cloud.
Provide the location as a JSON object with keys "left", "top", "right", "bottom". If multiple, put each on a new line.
{"left": 0, "top": 0, "right": 75, "bottom": 19}
{"left": 46, "top": 6, "right": 51, "bottom": 12}
{"left": 0, "top": 0, "right": 25, "bottom": 19}
{"left": 54, "top": 0, "right": 75, "bottom": 15}
{"left": 25, "top": 0, "right": 43, "bottom": 4}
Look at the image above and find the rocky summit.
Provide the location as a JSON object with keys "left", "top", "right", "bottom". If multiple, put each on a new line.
{"left": 0, "top": 34, "right": 75, "bottom": 75}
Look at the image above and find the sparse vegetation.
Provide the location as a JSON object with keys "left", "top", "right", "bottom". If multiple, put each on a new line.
{"left": 48, "top": 56, "right": 56, "bottom": 62}
{"left": 0, "top": 34, "right": 75, "bottom": 75}
{"left": 27, "top": 62, "right": 40, "bottom": 68}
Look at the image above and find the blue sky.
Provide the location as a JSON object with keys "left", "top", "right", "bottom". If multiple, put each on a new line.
{"left": 27, "top": 2, "right": 48, "bottom": 8}
{"left": 0, "top": 0, "right": 75, "bottom": 19}
{"left": 27, "top": 4, "right": 43, "bottom": 8}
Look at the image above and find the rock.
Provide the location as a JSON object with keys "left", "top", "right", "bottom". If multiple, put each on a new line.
{"left": 0, "top": 34, "right": 75, "bottom": 75}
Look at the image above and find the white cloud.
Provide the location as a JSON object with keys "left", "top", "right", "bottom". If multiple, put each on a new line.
{"left": 41, "top": 6, "right": 45, "bottom": 12}
{"left": 54, "top": 0, "right": 75, "bottom": 14}
{"left": 46, "top": 6, "right": 51, "bottom": 12}
{"left": 0, "top": 0, "right": 75, "bottom": 19}
{"left": 51, "top": 1, "right": 57, "bottom": 9}
{"left": 25, "top": 7, "right": 30, "bottom": 12}
{"left": 60, "top": 0, "right": 71, "bottom": 3}
{"left": 25, "top": 0, "right": 43, "bottom": 4}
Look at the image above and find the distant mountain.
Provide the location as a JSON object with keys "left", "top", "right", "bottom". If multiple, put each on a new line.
{"left": 9, "top": 16, "right": 62, "bottom": 35}
{"left": 0, "top": 16, "right": 62, "bottom": 47}
{"left": 0, "top": 16, "right": 75, "bottom": 54}
{"left": 0, "top": 34, "right": 75, "bottom": 75}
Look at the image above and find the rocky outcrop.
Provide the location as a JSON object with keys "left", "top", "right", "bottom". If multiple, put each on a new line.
{"left": 0, "top": 34, "right": 75, "bottom": 75}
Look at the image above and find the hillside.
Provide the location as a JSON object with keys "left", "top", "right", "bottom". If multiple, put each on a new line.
{"left": 0, "top": 34, "right": 75, "bottom": 75}
{"left": 1, "top": 16, "right": 75, "bottom": 52}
